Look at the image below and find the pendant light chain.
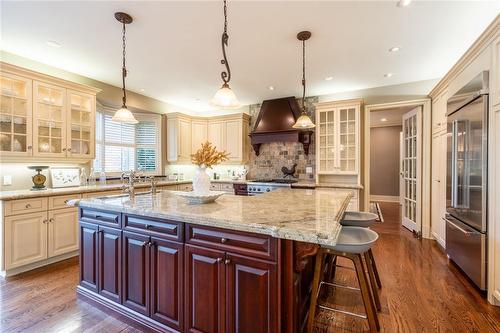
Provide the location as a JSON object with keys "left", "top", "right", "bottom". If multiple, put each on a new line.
{"left": 121, "top": 21, "right": 128, "bottom": 107}
{"left": 302, "top": 39, "right": 306, "bottom": 113}
{"left": 220, "top": 0, "right": 231, "bottom": 84}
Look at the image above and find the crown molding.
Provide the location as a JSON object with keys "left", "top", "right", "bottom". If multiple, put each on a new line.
{"left": 429, "top": 14, "right": 500, "bottom": 98}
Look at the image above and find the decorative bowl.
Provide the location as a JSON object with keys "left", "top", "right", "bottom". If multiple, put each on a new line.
{"left": 174, "top": 190, "right": 225, "bottom": 204}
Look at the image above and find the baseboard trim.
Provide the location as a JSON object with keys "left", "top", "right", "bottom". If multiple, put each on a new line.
{"left": 76, "top": 286, "right": 179, "bottom": 333}
{"left": 432, "top": 231, "right": 446, "bottom": 249}
{"left": 370, "top": 195, "right": 400, "bottom": 203}
{"left": 0, "top": 250, "right": 78, "bottom": 277}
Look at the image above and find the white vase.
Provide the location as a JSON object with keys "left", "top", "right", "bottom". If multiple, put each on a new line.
{"left": 192, "top": 166, "right": 211, "bottom": 194}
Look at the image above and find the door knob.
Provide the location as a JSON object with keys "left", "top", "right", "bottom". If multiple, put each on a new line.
{"left": 225, "top": 259, "right": 231, "bottom": 265}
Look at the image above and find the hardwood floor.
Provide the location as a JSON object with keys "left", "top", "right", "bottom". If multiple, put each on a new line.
{"left": 314, "top": 202, "right": 500, "bottom": 332}
{"left": 1, "top": 202, "right": 500, "bottom": 332}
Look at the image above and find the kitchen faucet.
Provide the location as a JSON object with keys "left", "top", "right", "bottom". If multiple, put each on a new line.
{"left": 121, "top": 170, "right": 140, "bottom": 198}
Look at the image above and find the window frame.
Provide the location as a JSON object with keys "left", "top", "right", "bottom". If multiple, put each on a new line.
{"left": 94, "top": 104, "right": 162, "bottom": 177}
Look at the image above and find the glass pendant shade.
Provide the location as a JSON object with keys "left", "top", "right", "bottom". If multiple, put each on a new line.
{"left": 112, "top": 106, "right": 138, "bottom": 124}
{"left": 293, "top": 112, "right": 316, "bottom": 129}
{"left": 211, "top": 83, "right": 240, "bottom": 109}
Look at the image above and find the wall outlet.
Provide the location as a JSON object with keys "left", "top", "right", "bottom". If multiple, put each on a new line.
{"left": 3, "top": 175, "right": 12, "bottom": 186}
{"left": 305, "top": 167, "right": 313, "bottom": 174}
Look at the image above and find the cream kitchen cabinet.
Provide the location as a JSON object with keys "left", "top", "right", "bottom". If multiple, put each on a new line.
{"left": 168, "top": 112, "right": 249, "bottom": 164}
{"left": 0, "top": 72, "right": 32, "bottom": 157}
{"left": 0, "top": 193, "right": 82, "bottom": 276}
{"left": 191, "top": 119, "right": 208, "bottom": 152}
{"left": 48, "top": 208, "right": 79, "bottom": 257}
{"left": 0, "top": 62, "right": 99, "bottom": 162}
{"left": 492, "top": 35, "right": 500, "bottom": 108}
{"left": 167, "top": 113, "right": 192, "bottom": 163}
{"left": 4, "top": 211, "right": 48, "bottom": 270}
{"left": 431, "top": 129, "right": 447, "bottom": 248}
{"left": 432, "top": 89, "right": 448, "bottom": 134}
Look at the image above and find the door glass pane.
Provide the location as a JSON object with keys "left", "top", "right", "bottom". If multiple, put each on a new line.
{"left": 38, "top": 137, "right": 50, "bottom": 152}
{"left": 13, "top": 135, "right": 26, "bottom": 152}
{"left": 13, "top": 117, "right": 26, "bottom": 134}
{"left": 0, "top": 133, "right": 11, "bottom": 151}
{"left": 51, "top": 138, "right": 62, "bottom": 153}
{"left": 0, "top": 115, "right": 12, "bottom": 132}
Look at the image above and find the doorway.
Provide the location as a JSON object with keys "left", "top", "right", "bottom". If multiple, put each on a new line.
{"left": 364, "top": 99, "right": 431, "bottom": 238}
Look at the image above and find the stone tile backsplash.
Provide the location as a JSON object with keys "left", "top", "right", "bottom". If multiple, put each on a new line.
{"left": 247, "top": 96, "right": 317, "bottom": 180}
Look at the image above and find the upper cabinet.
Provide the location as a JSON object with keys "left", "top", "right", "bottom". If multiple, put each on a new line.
{"left": 167, "top": 113, "right": 249, "bottom": 165}
{"left": 0, "top": 63, "right": 100, "bottom": 162}
{"left": 0, "top": 72, "right": 32, "bottom": 157}
{"left": 315, "top": 99, "right": 361, "bottom": 175}
{"left": 492, "top": 35, "right": 500, "bottom": 108}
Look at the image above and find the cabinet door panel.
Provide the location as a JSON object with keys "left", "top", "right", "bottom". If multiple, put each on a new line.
{"left": 192, "top": 120, "right": 208, "bottom": 152}
{"left": 225, "top": 120, "right": 241, "bottom": 162}
{"left": 67, "top": 90, "right": 95, "bottom": 159}
{"left": 122, "top": 231, "right": 150, "bottom": 315}
{"left": 185, "top": 244, "right": 225, "bottom": 333}
{"left": 99, "top": 226, "right": 122, "bottom": 303}
{"left": 48, "top": 208, "right": 79, "bottom": 257}
{"left": 150, "top": 237, "right": 184, "bottom": 331}
{"left": 226, "top": 253, "right": 278, "bottom": 333}
{"left": 5, "top": 212, "right": 48, "bottom": 269}
{"left": 207, "top": 121, "right": 225, "bottom": 151}
{"left": 79, "top": 221, "right": 98, "bottom": 292}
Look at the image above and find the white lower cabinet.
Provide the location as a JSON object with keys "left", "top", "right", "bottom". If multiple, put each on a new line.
{"left": 48, "top": 208, "right": 79, "bottom": 257}
{"left": 5, "top": 211, "right": 48, "bottom": 269}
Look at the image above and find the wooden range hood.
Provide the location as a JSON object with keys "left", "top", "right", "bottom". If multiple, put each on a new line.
{"left": 249, "top": 97, "right": 313, "bottom": 156}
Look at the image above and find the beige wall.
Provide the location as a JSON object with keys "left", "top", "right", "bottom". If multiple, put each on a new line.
{"left": 370, "top": 125, "right": 402, "bottom": 197}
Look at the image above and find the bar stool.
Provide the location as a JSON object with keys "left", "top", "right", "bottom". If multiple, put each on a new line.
{"left": 342, "top": 211, "right": 382, "bottom": 290}
{"left": 307, "top": 227, "right": 380, "bottom": 333}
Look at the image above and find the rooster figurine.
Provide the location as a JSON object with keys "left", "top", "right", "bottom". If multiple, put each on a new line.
{"left": 281, "top": 163, "right": 298, "bottom": 178}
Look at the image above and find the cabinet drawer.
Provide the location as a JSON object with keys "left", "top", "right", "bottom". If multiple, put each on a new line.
{"left": 80, "top": 208, "right": 121, "bottom": 228}
{"left": 49, "top": 194, "right": 81, "bottom": 210}
{"left": 210, "top": 183, "right": 221, "bottom": 191}
{"left": 4, "top": 197, "right": 48, "bottom": 216}
{"left": 220, "top": 183, "right": 234, "bottom": 192}
{"left": 161, "top": 185, "right": 177, "bottom": 190}
{"left": 186, "top": 224, "right": 277, "bottom": 261}
{"left": 123, "top": 214, "right": 183, "bottom": 242}
{"left": 177, "top": 183, "right": 193, "bottom": 191}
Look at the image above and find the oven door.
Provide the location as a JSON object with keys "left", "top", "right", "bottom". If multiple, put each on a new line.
{"left": 445, "top": 214, "right": 486, "bottom": 290}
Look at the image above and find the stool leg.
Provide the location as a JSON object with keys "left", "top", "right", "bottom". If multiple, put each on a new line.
{"left": 307, "top": 250, "right": 325, "bottom": 333}
{"left": 369, "top": 249, "right": 382, "bottom": 289}
{"left": 364, "top": 252, "right": 381, "bottom": 311}
{"left": 352, "top": 253, "right": 380, "bottom": 332}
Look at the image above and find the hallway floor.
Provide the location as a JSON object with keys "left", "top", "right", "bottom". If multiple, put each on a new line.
{"left": 1, "top": 202, "right": 499, "bottom": 332}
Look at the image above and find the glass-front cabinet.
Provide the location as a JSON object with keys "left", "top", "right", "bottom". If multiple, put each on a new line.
{"left": 33, "top": 81, "right": 66, "bottom": 157}
{"left": 68, "top": 90, "right": 94, "bottom": 159}
{"left": 0, "top": 63, "right": 98, "bottom": 161}
{"left": 0, "top": 73, "right": 32, "bottom": 156}
{"left": 316, "top": 100, "right": 360, "bottom": 175}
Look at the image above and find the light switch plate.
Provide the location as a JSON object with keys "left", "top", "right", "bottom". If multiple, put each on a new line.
{"left": 306, "top": 167, "right": 313, "bottom": 174}
{"left": 3, "top": 175, "right": 12, "bottom": 186}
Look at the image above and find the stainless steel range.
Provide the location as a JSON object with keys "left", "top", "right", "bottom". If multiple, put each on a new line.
{"left": 235, "top": 179, "right": 298, "bottom": 195}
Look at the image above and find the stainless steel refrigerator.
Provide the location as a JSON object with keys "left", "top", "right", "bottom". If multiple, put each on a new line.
{"left": 445, "top": 71, "right": 489, "bottom": 291}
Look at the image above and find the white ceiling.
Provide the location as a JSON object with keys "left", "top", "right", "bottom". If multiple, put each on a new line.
{"left": 1, "top": 1, "right": 499, "bottom": 112}
{"left": 370, "top": 106, "right": 415, "bottom": 127}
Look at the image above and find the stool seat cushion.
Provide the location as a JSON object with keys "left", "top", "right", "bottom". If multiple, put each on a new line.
{"left": 341, "top": 211, "right": 379, "bottom": 227}
{"left": 327, "top": 226, "right": 379, "bottom": 254}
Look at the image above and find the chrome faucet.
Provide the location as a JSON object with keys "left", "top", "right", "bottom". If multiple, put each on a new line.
{"left": 149, "top": 176, "right": 158, "bottom": 194}
{"left": 121, "top": 170, "right": 140, "bottom": 198}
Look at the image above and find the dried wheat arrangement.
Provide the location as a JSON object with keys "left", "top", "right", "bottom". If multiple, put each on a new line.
{"left": 191, "top": 141, "right": 230, "bottom": 168}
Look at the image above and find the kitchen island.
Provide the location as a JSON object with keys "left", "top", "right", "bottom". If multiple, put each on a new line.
{"left": 70, "top": 188, "right": 353, "bottom": 333}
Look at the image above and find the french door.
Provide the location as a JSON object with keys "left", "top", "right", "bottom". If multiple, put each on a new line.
{"left": 401, "top": 107, "right": 422, "bottom": 233}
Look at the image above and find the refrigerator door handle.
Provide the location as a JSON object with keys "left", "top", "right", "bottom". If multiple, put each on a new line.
{"left": 443, "top": 217, "right": 476, "bottom": 235}
{"left": 451, "top": 120, "right": 458, "bottom": 208}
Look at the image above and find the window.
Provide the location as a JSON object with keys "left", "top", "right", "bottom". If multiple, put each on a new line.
{"left": 93, "top": 108, "right": 162, "bottom": 175}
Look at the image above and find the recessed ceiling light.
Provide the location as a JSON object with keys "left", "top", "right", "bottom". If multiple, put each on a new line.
{"left": 268, "top": 86, "right": 275, "bottom": 90}
{"left": 325, "top": 76, "right": 333, "bottom": 81}
{"left": 397, "top": 0, "right": 411, "bottom": 7}
{"left": 46, "top": 40, "right": 62, "bottom": 48}
{"left": 389, "top": 46, "right": 401, "bottom": 52}
{"left": 381, "top": 118, "right": 387, "bottom": 122}
{"left": 384, "top": 73, "right": 394, "bottom": 78}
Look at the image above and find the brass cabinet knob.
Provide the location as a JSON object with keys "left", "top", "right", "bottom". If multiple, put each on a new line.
{"left": 221, "top": 238, "right": 227, "bottom": 243}
{"left": 25, "top": 203, "right": 32, "bottom": 208}
{"left": 224, "top": 259, "right": 231, "bottom": 265}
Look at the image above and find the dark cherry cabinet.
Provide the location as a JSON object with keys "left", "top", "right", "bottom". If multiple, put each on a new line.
{"left": 122, "top": 231, "right": 150, "bottom": 316}
{"left": 150, "top": 237, "right": 184, "bottom": 331}
{"left": 185, "top": 244, "right": 226, "bottom": 333}
{"left": 226, "top": 253, "right": 278, "bottom": 333}
{"left": 98, "top": 226, "right": 122, "bottom": 303}
{"left": 80, "top": 222, "right": 99, "bottom": 293}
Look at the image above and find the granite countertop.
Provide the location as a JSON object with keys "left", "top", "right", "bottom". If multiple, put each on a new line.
{"left": 69, "top": 188, "right": 353, "bottom": 247}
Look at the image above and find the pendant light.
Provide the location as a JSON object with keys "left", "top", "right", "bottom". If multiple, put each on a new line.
{"left": 293, "top": 31, "right": 315, "bottom": 129}
{"left": 112, "top": 12, "right": 138, "bottom": 124}
{"left": 210, "top": 0, "right": 240, "bottom": 109}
